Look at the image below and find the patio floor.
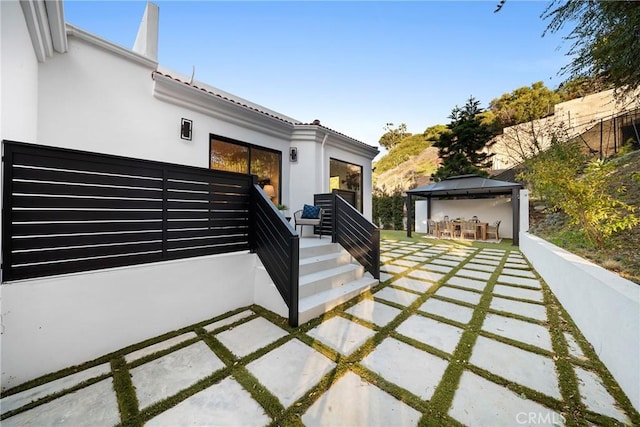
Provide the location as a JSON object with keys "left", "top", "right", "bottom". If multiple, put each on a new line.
{"left": 1, "top": 239, "right": 637, "bottom": 426}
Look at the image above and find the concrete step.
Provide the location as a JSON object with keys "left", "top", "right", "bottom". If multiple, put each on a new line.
{"left": 300, "top": 239, "right": 343, "bottom": 260}
{"left": 299, "top": 251, "right": 353, "bottom": 276}
{"left": 298, "top": 275, "right": 378, "bottom": 324}
{"left": 299, "top": 263, "right": 364, "bottom": 298}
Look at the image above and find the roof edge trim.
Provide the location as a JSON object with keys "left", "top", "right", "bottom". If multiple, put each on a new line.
{"left": 66, "top": 24, "right": 157, "bottom": 69}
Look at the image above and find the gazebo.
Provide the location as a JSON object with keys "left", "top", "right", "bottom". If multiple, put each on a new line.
{"left": 405, "top": 174, "right": 524, "bottom": 245}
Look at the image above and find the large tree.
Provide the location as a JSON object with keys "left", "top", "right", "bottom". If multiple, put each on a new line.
{"left": 543, "top": 1, "right": 640, "bottom": 98}
{"left": 431, "top": 97, "right": 496, "bottom": 181}
{"left": 378, "top": 123, "right": 410, "bottom": 150}
{"left": 489, "top": 81, "right": 561, "bottom": 128}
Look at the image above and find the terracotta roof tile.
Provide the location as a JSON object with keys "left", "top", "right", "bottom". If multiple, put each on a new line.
{"left": 152, "top": 71, "right": 299, "bottom": 125}
{"left": 152, "top": 71, "right": 378, "bottom": 152}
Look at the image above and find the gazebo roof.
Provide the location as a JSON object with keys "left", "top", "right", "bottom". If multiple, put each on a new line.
{"left": 407, "top": 174, "right": 522, "bottom": 198}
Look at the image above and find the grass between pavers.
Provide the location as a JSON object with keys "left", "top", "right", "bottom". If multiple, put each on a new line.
{"left": 3, "top": 236, "right": 638, "bottom": 426}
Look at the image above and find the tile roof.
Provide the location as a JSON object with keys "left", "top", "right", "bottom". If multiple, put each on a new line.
{"left": 152, "top": 71, "right": 378, "bottom": 152}
{"left": 152, "top": 71, "right": 299, "bottom": 125}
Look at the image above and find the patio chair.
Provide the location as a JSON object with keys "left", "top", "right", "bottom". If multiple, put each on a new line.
{"left": 427, "top": 219, "right": 437, "bottom": 237}
{"left": 438, "top": 220, "right": 453, "bottom": 239}
{"left": 460, "top": 220, "right": 478, "bottom": 240}
{"left": 294, "top": 204, "right": 325, "bottom": 238}
{"left": 487, "top": 220, "right": 501, "bottom": 240}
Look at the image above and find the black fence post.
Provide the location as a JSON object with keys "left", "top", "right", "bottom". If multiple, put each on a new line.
{"left": 331, "top": 192, "right": 338, "bottom": 244}
{"left": 406, "top": 193, "right": 413, "bottom": 238}
{"left": 248, "top": 176, "right": 258, "bottom": 253}
{"left": 288, "top": 234, "right": 299, "bottom": 327}
{"left": 2, "top": 142, "right": 14, "bottom": 282}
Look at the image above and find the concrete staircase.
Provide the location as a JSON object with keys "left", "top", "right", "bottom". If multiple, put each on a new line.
{"left": 297, "top": 240, "right": 378, "bottom": 324}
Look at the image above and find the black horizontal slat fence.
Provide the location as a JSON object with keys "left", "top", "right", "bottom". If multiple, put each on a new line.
{"left": 2, "top": 141, "right": 252, "bottom": 281}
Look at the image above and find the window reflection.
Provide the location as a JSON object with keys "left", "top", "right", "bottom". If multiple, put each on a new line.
{"left": 210, "top": 137, "right": 282, "bottom": 204}
{"left": 210, "top": 140, "right": 248, "bottom": 173}
{"left": 329, "top": 158, "right": 363, "bottom": 211}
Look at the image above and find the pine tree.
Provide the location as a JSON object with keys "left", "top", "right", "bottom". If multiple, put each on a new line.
{"left": 432, "top": 97, "right": 496, "bottom": 181}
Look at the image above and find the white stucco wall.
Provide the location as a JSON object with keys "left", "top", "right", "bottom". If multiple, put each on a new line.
{"left": 37, "top": 34, "right": 291, "bottom": 180}
{"left": 428, "top": 197, "right": 514, "bottom": 238}
{"left": 520, "top": 233, "right": 640, "bottom": 411}
{"left": 1, "top": 1, "right": 39, "bottom": 143}
{"left": 1, "top": 252, "right": 256, "bottom": 390}
{"left": 0, "top": 6, "right": 378, "bottom": 390}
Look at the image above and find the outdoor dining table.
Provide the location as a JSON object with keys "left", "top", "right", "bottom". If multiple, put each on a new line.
{"left": 452, "top": 220, "right": 489, "bottom": 240}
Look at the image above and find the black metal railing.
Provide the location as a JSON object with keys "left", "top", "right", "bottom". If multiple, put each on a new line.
{"left": 251, "top": 183, "right": 299, "bottom": 326}
{"left": 313, "top": 189, "right": 356, "bottom": 236}
{"left": 331, "top": 193, "right": 380, "bottom": 279}
{"left": 2, "top": 141, "right": 252, "bottom": 281}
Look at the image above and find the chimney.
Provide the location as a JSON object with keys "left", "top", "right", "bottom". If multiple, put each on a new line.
{"left": 133, "top": 2, "right": 159, "bottom": 62}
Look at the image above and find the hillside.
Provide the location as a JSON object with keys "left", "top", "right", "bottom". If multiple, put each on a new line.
{"left": 373, "top": 146, "right": 439, "bottom": 192}
{"left": 529, "top": 150, "right": 640, "bottom": 284}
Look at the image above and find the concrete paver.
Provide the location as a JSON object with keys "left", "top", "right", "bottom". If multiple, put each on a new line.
{"left": 379, "top": 264, "right": 407, "bottom": 274}
{"left": 216, "top": 317, "right": 288, "bottom": 358}
{"left": 130, "top": 342, "right": 225, "bottom": 409}
{"left": 446, "top": 276, "right": 487, "bottom": 291}
{"left": 498, "top": 274, "right": 541, "bottom": 288}
{"left": 431, "top": 258, "right": 461, "bottom": 267}
{"left": 345, "top": 298, "right": 402, "bottom": 326}
{"left": 482, "top": 313, "right": 553, "bottom": 351}
{"left": 1, "top": 379, "right": 119, "bottom": 427}
{"left": 470, "top": 257, "right": 500, "bottom": 266}
{"left": 361, "top": 338, "right": 448, "bottom": 400}
{"left": 397, "top": 315, "right": 464, "bottom": 354}
{"left": 3, "top": 239, "right": 636, "bottom": 427}
{"left": 301, "top": 372, "right": 421, "bottom": 427}
{"left": 392, "top": 276, "right": 432, "bottom": 293}
{"left": 470, "top": 336, "right": 561, "bottom": 399}
{"left": 575, "top": 366, "right": 630, "bottom": 423}
{"left": 450, "top": 371, "right": 564, "bottom": 427}
{"left": 0, "top": 363, "right": 110, "bottom": 416}
{"left": 464, "top": 262, "right": 496, "bottom": 272}
{"left": 374, "top": 287, "right": 420, "bottom": 307}
{"left": 203, "top": 310, "right": 254, "bottom": 333}
{"left": 563, "top": 332, "right": 586, "bottom": 359}
{"left": 125, "top": 332, "right": 198, "bottom": 363}
{"left": 494, "top": 284, "right": 543, "bottom": 302}
{"left": 436, "top": 286, "right": 483, "bottom": 305}
{"left": 457, "top": 268, "right": 492, "bottom": 281}
{"left": 246, "top": 339, "right": 335, "bottom": 408}
{"left": 306, "top": 316, "right": 375, "bottom": 356}
{"left": 421, "top": 264, "right": 453, "bottom": 273}
{"left": 409, "top": 269, "right": 444, "bottom": 282}
{"left": 391, "top": 259, "right": 419, "bottom": 267}
{"left": 145, "top": 377, "right": 270, "bottom": 427}
{"left": 419, "top": 298, "right": 475, "bottom": 324}
{"left": 490, "top": 296, "right": 547, "bottom": 321}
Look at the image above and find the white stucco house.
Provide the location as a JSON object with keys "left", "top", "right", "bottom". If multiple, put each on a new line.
{"left": 1, "top": 0, "right": 379, "bottom": 390}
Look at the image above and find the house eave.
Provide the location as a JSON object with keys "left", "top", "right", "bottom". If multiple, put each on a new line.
{"left": 66, "top": 24, "right": 157, "bottom": 69}
{"left": 21, "top": 0, "right": 68, "bottom": 62}
{"left": 152, "top": 72, "right": 295, "bottom": 140}
{"left": 293, "top": 125, "right": 379, "bottom": 160}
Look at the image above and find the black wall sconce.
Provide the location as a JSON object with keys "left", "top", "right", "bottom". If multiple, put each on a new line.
{"left": 180, "top": 118, "right": 192, "bottom": 141}
{"left": 289, "top": 147, "right": 298, "bottom": 162}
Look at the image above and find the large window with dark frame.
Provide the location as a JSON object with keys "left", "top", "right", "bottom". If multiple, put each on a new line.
{"left": 210, "top": 135, "right": 282, "bottom": 204}
{"left": 329, "top": 158, "right": 363, "bottom": 212}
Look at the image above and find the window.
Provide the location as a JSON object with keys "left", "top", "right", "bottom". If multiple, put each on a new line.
{"left": 329, "top": 158, "right": 363, "bottom": 212}
{"left": 210, "top": 136, "right": 282, "bottom": 204}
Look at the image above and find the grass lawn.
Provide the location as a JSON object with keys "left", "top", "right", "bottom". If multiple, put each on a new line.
{"left": 381, "top": 230, "right": 516, "bottom": 252}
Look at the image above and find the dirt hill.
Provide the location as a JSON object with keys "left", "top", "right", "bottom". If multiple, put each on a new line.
{"left": 374, "top": 146, "right": 440, "bottom": 192}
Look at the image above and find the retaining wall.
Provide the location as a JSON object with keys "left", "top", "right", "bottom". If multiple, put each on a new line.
{"left": 520, "top": 232, "right": 640, "bottom": 411}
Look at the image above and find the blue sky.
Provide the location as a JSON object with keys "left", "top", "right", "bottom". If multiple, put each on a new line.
{"left": 64, "top": 1, "right": 571, "bottom": 153}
